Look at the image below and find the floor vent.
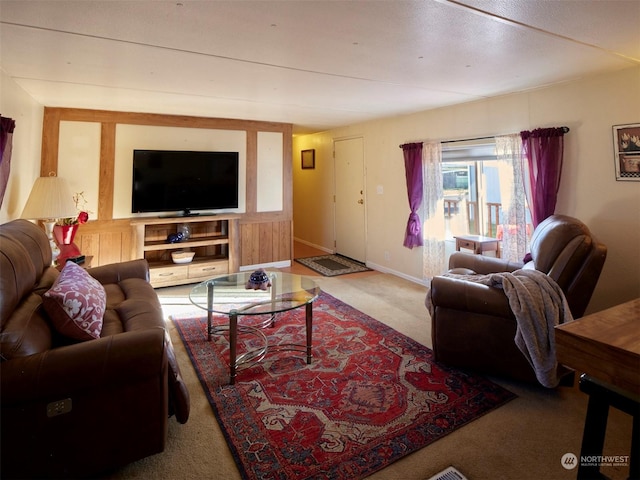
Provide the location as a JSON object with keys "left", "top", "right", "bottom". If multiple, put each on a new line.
{"left": 427, "top": 466, "right": 468, "bottom": 480}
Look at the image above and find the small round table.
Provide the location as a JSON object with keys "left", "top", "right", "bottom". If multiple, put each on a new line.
{"left": 189, "top": 271, "right": 320, "bottom": 384}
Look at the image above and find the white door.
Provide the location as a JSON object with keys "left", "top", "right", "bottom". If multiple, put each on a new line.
{"left": 334, "top": 137, "right": 366, "bottom": 263}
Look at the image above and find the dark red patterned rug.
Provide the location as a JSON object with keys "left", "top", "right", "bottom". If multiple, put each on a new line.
{"left": 172, "top": 291, "right": 515, "bottom": 480}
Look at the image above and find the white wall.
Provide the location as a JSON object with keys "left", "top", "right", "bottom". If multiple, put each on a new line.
{"left": 292, "top": 134, "right": 335, "bottom": 252}
{"left": 57, "top": 121, "right": 101, "bottom": 219}
{"left": 0, "top": 71, "right": 44, "bottom": 224}
{"left": 293, "top": 67, "right": 640, "bottom": 313}
{"left": 256, "top": 132, "right": 284, "bottom": 212}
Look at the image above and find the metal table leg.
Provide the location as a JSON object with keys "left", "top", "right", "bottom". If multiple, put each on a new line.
{"left": 229, "top": 310, "right": 238, "bottom": 385}
{"left": 207, "top": 281, "right": 214, "bottom": 341}
{"left": 305, "top": 302, "right": 313, "bottom": 364}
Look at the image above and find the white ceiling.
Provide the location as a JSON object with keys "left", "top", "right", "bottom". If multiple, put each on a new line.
{"left": 1, "top": 0, "right": 639, "bottom": 134}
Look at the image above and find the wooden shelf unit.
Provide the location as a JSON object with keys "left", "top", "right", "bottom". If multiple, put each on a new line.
{"left": 131, "top": 215, "right": 240, "bottom": 288}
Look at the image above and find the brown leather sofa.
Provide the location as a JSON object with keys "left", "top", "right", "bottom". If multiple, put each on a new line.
{"left": 0, "top": 219, "right": 190, "bottom": 478}
{"left": 428, "top": 214, "right": 607, "bottom": 385}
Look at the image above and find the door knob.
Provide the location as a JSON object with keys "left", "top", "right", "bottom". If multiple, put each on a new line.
{"left": 357, "top": 199, "right": 364, "bottom": 204}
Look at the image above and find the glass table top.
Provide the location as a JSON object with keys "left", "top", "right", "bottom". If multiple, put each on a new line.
{"left": 189, "top": 271, "right": 320, "bottom": 316}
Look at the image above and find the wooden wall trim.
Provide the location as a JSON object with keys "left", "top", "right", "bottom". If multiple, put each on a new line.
{"left": 43, "top": 107, "right": 289, "bottom": 132}
{"left": 42, "top": 107, "right": 293, "bottom": 221}
{"left": 240, "top": 211, "right": 291, "bottom": 224}
{"left": 78, "top": 218, "right": 131, "bottom": 234}
{"left": 246, "top": 130, "right": 258, "bottom": 213}
{"left": 41, "top": 107, "right": 294, "bottom": 267}
{"left": 41, "top": 108, "right": 60, "bottom": 176}
{"left": 99, "top": 123, "right": 116, "bottom": 220}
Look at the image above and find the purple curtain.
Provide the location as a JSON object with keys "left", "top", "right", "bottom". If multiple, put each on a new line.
{"left": 520, "top": 127, "right": 566, "bottom": 227}
{"left": 0, "top": 116, "right": 16, "bottom": 208}
{"left": 401, "top": 142, "right": 423, "bottom": 248}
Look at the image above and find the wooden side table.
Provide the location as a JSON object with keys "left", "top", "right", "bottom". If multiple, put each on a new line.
{"left": 555, "top": 299, "right": 640, "bottom": 479}
{"left": 454, "top": 235, "right": 500, "bottom": 258}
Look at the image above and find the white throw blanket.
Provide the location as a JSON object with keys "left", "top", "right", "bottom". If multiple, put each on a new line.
{"left": 432, "top": 269, "right": 573, "bottom": 387}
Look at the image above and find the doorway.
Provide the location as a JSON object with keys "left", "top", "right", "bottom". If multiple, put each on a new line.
{"left": 334, "top": 137, "right": 366, "bottom": 263}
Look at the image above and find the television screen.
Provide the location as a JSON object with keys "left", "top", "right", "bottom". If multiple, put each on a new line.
{"left": 132, "top": 150, "right": 239, "bottom": 215}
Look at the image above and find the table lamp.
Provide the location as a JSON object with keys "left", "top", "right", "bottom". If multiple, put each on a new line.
{"left": 21, "top": 174, "right": 77, "bottom": 265}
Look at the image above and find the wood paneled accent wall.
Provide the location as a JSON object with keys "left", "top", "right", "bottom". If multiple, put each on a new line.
{"left": 41, "top": 107, "right": 293, "bottom": 268}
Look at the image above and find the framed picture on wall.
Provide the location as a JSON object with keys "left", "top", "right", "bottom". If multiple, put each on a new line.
{"left": 301, "top": 149, "right": 315, "bottom": 169}
{"left": 613, "top": 123, "right": 640, "bottom": 181}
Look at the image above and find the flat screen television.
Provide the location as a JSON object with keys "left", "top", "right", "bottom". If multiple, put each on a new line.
{"left": 132, "top": 150, "right": 239, "bottom": 216}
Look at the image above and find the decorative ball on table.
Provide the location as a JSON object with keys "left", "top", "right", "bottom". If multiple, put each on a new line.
{"left": 166, "top": 232, "right": 185, "bottom": 243}
{"left": 245, "top": 268, "right": 272, "bottom": 291}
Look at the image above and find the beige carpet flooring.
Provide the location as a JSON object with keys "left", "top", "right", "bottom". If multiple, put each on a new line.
{"left": 102, "top": 248, "right": 633, "bottom": 480}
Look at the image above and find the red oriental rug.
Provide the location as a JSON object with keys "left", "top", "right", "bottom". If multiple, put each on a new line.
{"left": 171, "top": 291, "right": 515, "bottom": 480}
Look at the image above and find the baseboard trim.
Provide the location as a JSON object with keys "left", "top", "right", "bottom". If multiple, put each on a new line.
{"left": 293, "top": 237, "right": 334, "bottom": 254}
{"left": 293, "top": 239, "right": 429, "bottom": 287}
{"left": 366, "top": 261, "right": 428, "bottom": 286}
{"left": 240, "top": 260, "right": 291, "bottom": 271}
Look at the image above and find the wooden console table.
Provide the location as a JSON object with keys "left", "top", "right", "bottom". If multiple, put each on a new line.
{"left": 454, "top": 235, "right": 500, "bottom": 258}
{"left": 555, "top": 298, "right": 640, "bottom": 480}
{"left": 131, "top": 215, "right": 240, "bottom": 288}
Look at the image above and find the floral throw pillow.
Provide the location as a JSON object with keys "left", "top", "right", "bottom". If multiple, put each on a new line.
{"left": 43, "top": 262, "right": 106, "bottom": 341}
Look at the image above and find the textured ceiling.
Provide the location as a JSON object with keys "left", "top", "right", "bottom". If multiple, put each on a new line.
{"left": 1, "top": 0, "right": 639, "bottom": 134}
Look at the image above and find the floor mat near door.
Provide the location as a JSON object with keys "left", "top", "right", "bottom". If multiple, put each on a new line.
{"left": 295, "top": 254, "right": 371, "bottom": 276}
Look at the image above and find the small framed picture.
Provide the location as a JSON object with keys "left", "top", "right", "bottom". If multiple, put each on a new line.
{"left": 301, "top": 149, "right": 315, "bottom": 169}
{"left": 613, "top": 123, "right": 640, "bottom": 181}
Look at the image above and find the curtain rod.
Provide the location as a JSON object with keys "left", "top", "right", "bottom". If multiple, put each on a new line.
{"left": 399, "top": 126, "right": 570, "bottom": 148}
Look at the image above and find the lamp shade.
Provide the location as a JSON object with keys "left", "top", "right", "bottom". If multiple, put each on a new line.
{"left": 21, "top": 176, "right": 78, "bottom": 220}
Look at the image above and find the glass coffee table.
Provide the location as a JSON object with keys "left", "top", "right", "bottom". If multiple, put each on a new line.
{"left": 189, "top": 271, "right": 320, "bottom": 384}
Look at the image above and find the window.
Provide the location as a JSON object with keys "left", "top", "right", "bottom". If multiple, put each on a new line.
{"left": 442, "top": 140, "right": 503, "bottom": 239}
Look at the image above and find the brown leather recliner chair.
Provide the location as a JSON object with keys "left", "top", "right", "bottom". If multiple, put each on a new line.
{"left": 428, "top": 214, "right": 607, "bottom": 385}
